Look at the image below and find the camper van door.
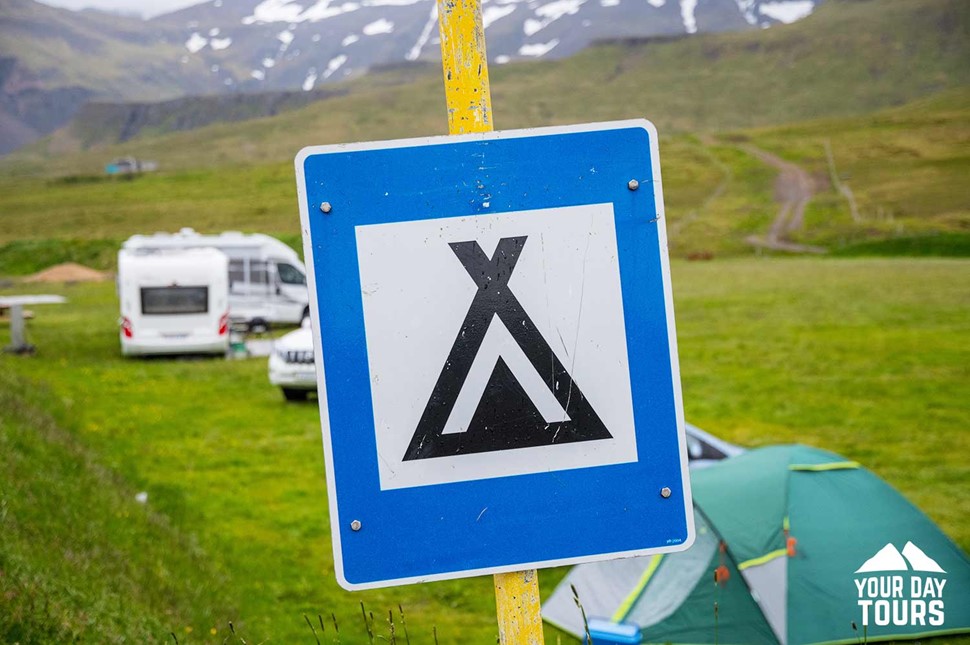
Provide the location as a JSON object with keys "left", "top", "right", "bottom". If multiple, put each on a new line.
{"left": 227, "top": 254, "right": 274, "bottom": 324}
{"left": 270, "top": 258, "right": 308, "bottom": 323}
{"left": 227, "top": 255, "right": 308, "bottom": 326}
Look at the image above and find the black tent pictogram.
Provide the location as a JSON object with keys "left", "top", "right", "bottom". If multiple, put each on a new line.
{"left": 403, "top": 236, "right": 613, "bottom": 461}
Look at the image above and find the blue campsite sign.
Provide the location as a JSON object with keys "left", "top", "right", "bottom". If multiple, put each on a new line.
{"left": 295, "top": 120, "right": 694, "bottom": 590}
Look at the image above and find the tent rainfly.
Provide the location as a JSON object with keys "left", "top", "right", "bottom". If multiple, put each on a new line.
{"left": 543, "top": 445, "right": 970, "bottom": 644}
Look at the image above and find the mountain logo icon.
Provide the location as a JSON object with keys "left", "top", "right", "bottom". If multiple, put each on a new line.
{"left": 855, "top": 542, "right": 946, "bottom": 574}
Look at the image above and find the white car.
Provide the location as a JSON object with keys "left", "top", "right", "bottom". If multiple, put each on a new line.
{"left": 268, "top": 318, "right": 317, "bottom": 401}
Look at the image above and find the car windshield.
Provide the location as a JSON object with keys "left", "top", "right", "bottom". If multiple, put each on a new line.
{"left": 277, "top": 263, "right": 306, "bottom": 286}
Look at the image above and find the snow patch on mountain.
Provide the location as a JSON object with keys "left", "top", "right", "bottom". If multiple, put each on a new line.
{"left": 523, "top": 0, "right": 584, "bottom": 36}
{"left": 483, "top": 5, "right": 516, "bottom": 29}
{"left": 251, "top": 69, "right": 266, "bottom": 80}
{"left": 323, "top": 54, "right": 348, "bottom": 78}
{"left": 242, "top": 0, "right": 372, "bottom": 24}
{"left": 362, "top": 18, "right": 395, "bottom": 35}
{"left": 185, "top": 33, "right": 208, "bottom": 53}
{"left": 364, "top": 0, "right": 423, "bottom": 5}
{"left": 303, "top": 68, "right": 318, "bottom": 90}
{"left": 262, "top": 57, "right": 276, "bottom": 67}
{"left": 211, "top": 37, "right": 232, "bottom": 50}
{"left": 735, "top": 0, "right": 758, "bottom": 24}
{"left": 301, "top": 2, "right": 361, "bottom": 21}
{"left": 519, "top": 39, "right": 559, "bottom": 56}
{"left": 243, "top": 0, "right": 306, "bottom": 24}
{"left": 406, "top": 4, "right": 438, "bottom": 60}
{"left": 680, "top": 0, "right": 697, "bottom": 33}
{"left": 759, "top": 0, "right": 813, "bottom": 23}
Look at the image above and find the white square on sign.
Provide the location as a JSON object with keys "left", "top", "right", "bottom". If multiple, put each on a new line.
{"left": 356, "top": 203, "right": 637, "bottom": 490}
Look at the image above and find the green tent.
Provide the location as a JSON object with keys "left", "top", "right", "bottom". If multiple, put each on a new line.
{"left": 543, "top": 445, "right": 970, "bottom": 644}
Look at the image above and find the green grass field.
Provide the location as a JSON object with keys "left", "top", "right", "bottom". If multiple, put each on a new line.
{"left": 0, "top": 371, "right": 234, "bottom": 642}
{"left": 2, "top": 258, "right": 968, "bottom": 642}
{"left": 1, "top": 95, "right": 967, "bottom": 645}
{"left": 1, "top": 0, "right": 968, "bottom": 639}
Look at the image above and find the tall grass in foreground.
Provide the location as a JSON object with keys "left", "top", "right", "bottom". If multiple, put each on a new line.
{"left": 0, "top": 370, "right": 236, "bottom": 642}
{"left": 1, "top": 257, "right": 967, "bottom": 642}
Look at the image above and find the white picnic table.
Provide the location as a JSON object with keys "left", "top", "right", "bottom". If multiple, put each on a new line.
{"left": 0, "top": 294, "right": 67, "bottom": 353}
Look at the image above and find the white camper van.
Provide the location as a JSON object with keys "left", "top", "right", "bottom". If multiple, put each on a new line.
{"left": 121, "top": 229, "right": 309, "bottom": 330}
{"left": 118, "top": 248, "right": 230, "bottom": 356}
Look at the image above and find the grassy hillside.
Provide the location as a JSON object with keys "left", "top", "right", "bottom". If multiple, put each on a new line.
{"left": 0, "top": 370, "right": 238, "bottom": 642}
{"left": 1, "top": 0, "right": 964, "bottom": 262}
{"left": 0, "top": 134, "right": 721, "bottom": 264}
{"left": 5, "top": 0, "right": 967, "bottom": 177}
{"left": 738, "top": 90, "right": 970, "bottom": 250}
{"left": 0, "top": 258, "right": 967, "bottom": 642}
{"left": 681, "top": 89, "right": 970, "bottom": 256}
{"left": 1, "top": 89, "right": 966, "bottom": 265}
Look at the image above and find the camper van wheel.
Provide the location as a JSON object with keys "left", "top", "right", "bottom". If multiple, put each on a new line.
{"left": 282, "top": 388, "right": 308, "bottom": 402}
{"left": 249, "top": 319, "right": 269, "bottom": 334}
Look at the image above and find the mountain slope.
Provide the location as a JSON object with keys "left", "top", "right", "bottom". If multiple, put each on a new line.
{"left": 0, "top": 0, "right": 205, "bottom": 99}
{"left": 0, "top": 0, "right": 212, "bottom": 153}
{"left": 0, "top": 56, "right": 94, "bottom": 154}
{"left": 150, "top": 0, "right": 792, "bottom": 95}
{"left": 0, "top": 0, "right": 825, "bottom": 153}
{"left": 66, "top": 85, "right": 351, "bottom": 149}
{"left": 0, "top": 0, "right": 827, "bottom": 98}
{"left": 11, "top": 0, "right": 968, "bottom": 169}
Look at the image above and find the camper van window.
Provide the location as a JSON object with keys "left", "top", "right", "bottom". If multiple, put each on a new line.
{"left": 229, "top": 259, "right": 245, "bottom": 284}
{"left": 249, "top": 260, "right": 270, "bottom": 285}
{"left": 277, "top": 263, "right": 306, "bottom": 285}
{"left": 141, "top": 286, "right": 209, "bottom": 315}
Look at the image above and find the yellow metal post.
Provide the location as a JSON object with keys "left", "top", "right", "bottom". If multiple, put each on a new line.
{"left": 437, "top": 1, "right": 542, "bottom": 642}
{"left": 437, "top": 0, "right": 493, "bottom": 134}
{"left": 494, "top": 569, "right": 544, "bottom": 644}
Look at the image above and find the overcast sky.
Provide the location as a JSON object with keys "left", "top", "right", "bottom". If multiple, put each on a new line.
{"left": 37, "top": 0, "right": 208, "bottom": 19}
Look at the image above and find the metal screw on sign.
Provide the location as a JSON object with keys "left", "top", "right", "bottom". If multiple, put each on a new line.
{"left": 628, "top": 179, "right": 640, "bottom": 191}
{"left": 660, "top": 487, "right": 672, "bottom": 499}
{"left": 320, "top": 202, "right": 333, "bottom": 214}
{"left": 350, "top": 519, "right": 362, "bottom": 531}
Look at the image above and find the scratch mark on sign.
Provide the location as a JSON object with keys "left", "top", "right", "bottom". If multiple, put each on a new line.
{"left": 564, "top": 225, "right": 593, "bottom": 414}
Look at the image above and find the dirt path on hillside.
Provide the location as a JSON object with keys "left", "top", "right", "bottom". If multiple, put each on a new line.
{"left": 741, "top": 144, "right": 827, "bottom": 254}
